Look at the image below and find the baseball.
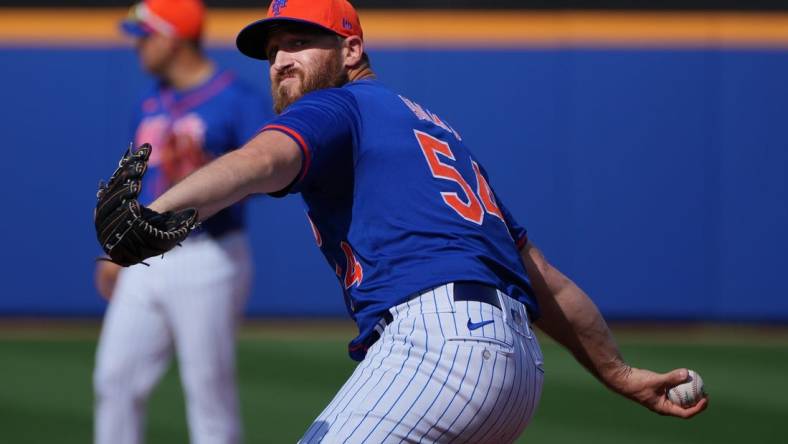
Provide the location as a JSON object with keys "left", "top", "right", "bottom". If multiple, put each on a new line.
{"left": 667, "top": 369, "right": 705, "bottom": 407}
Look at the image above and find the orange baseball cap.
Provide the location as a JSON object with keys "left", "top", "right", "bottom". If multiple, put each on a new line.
{"left": 121, "top": 0, "right": 205, "bottom": 40}
{"left": 236, "top": 0, "right": 363, "bottom": 60}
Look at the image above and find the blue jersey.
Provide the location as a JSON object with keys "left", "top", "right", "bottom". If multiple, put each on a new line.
{"left": 263, "top": 80, "right": 537, "bottom": 361}
{"left": 133, "top": 70, "right": 272, "bottom": 237}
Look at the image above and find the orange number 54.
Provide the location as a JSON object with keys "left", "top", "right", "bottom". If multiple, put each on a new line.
{"left": 415, "top": 130, "right": 504, "bottom": 225}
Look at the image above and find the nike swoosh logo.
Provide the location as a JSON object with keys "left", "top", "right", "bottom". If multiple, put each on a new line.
{"left": 467, "top": 319, "right": 494, "bottom": 331}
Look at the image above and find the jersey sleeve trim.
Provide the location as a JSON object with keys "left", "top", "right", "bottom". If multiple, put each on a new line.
{"left": 516, "top": 233, "right": 528, "bottom": 251}
{"left": 261, "top": 123, "right": 312, "bottom": 184}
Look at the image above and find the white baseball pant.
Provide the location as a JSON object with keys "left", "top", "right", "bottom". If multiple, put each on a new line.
{"left": 93, "top": 231, "right": 252, "bottom": 444}
{"left": 300, "top": 282, "right": 544, "bottom": 443}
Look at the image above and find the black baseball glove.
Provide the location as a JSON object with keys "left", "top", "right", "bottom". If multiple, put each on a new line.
{"left": 94, "top": 143, "right": 198, "bottom": 267}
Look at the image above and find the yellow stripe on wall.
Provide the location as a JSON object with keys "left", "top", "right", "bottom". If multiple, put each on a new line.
{"left": 1, "top": 8, "right": 788, "bottom": 48}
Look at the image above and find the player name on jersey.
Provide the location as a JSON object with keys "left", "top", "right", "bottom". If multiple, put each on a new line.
{"left": 399, "top": 95, "right": 463, "bottom": 142}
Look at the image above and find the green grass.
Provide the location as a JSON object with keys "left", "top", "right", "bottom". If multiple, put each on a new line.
{"left": 0, "top": 324, "right": 786, "bottom": 443}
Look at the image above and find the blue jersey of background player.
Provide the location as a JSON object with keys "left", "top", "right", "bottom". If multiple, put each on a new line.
{"left": 133, "top": 69, "right": 269, "bottom": 236}
{"left": 263, "top": 79, "right": 537, "bottom": 360}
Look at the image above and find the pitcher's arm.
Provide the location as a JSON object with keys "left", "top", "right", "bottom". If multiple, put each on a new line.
{"left": 520, "top": 241, "right": 708, "bottom": 418}
{"left": 148, "top": 130, "right": 301, "bottom": 218}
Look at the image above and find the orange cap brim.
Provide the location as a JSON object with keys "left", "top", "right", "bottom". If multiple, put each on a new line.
{"left": 236, "top": 17, "right": 344, "bottom": 60}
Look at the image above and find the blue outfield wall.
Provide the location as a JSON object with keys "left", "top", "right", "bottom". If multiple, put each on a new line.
{"left": 0, "top": 46, "right": 786, "bottom": 321}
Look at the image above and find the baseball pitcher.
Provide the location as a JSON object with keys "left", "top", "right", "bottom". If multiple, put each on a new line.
{"left": 94, "top": 1, "right": 708, "bottom": 442}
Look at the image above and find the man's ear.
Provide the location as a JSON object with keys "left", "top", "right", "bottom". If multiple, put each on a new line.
{"left": 343, "top": 35, "right": 364, "bottom": 68}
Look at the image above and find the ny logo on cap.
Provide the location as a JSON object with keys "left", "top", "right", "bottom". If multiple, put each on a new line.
{"left": 342, "top": 17, "right": 353, "bottom": 30}
{"left": 272, "top": 0, "right": 288, "bottom": 16}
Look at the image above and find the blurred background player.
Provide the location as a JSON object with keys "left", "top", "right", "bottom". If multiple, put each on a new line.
{"left": 92, "top": 1, "right": 272, "bottom": 443}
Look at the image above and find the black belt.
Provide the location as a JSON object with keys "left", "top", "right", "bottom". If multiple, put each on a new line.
{"left": 399, "top": 281, "right": 502, "bottom": 311}
{"left": 354, "top": 282, "right": 504, "bottom": 359}
{"left": 385, "top": 282, "right": 502, "bottom": 325}
{"left": 451, "top": 281, "right": 502, "bottom": 309}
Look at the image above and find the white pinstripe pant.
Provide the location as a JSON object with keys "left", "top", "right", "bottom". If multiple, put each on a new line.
{"left": 93, "top": 232, "right": 252, "bottom": 444}
{"left": 300, "top": 283, "right": 544, "bottom": 443}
